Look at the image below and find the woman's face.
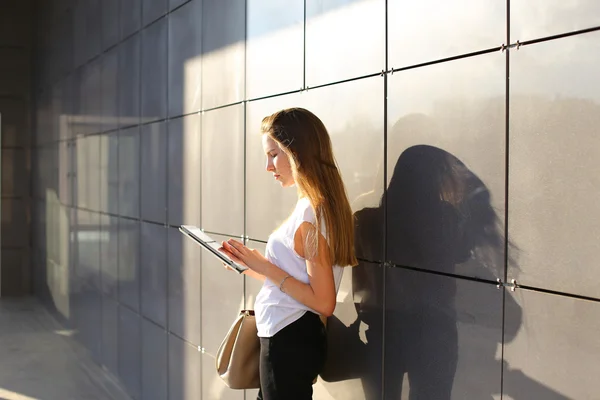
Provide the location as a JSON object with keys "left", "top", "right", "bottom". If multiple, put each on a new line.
{"left": 262, "top": 135, "right": 295, "bottom": 187}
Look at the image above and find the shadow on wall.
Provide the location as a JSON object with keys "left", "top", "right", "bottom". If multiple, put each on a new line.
{"left": 319, "top": 113, "right": 571, "bottom": 399}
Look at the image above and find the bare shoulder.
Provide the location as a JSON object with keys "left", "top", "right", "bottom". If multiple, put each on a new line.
{"left": 293, "top": 221, "right": 329, "bottom": 262}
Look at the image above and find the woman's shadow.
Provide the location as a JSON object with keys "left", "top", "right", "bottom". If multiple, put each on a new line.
{"left": 353, "top": 143, "right": 504, "bottom": 399}
{"left": 322, "top": 138, "right": 569, "bottom": 399}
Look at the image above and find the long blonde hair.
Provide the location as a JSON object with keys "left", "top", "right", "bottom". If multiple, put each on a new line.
{"left": 261, "top": 108, "right": 358, "bottom": 267}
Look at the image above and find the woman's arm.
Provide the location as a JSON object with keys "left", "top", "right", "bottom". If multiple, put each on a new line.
{"left": 224, "top": 223, "right": 336, "bottom": 317}
{"left": 242, "top": 268, "right": 266, "bottom": 282}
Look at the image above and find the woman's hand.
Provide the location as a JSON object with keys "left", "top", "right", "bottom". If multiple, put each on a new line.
{"left": 221, "top": 239, "right": 272, "bottom": 275}
{"left": 218, "top": 242, "right": 246, "bottom": 272}
{"left": 219, "top": 243, "right": 246, "bottom": 265}
{"left": 221, "top": 262, "right": 236, "bottom": 272}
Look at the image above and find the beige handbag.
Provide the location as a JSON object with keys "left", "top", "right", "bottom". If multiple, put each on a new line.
{"left": 215, "top": 310, "right": 261, "bottom": 389}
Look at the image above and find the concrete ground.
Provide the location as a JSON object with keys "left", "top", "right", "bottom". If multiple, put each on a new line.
{"left": 0, "top": 298, "right": 130, "bottom": 400}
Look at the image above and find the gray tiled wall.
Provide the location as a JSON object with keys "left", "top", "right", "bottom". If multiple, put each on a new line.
{"left": 0, "top": 0, "right": 32, "bottom": 296}
{"left": 30, "top": 0, "right": 600, "bottom": 399}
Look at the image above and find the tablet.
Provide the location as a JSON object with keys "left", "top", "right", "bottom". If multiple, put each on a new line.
{"left": 178, "top": 225, "right": 248, "bottom": 274}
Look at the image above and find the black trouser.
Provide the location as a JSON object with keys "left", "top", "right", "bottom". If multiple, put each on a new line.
{"left": 257, "top": 311, "right": 327, "bottom": 400}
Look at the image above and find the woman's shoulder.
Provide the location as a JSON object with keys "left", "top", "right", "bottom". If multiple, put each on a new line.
{"left": 294, "top": 197, "right": 316, "bottom": 224}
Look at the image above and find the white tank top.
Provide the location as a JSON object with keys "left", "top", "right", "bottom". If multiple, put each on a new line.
{"left": 255, "top": 197, "right": 344, "bottom": 338}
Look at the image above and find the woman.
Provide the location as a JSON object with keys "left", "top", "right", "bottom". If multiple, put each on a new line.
{"left": 220, "top": 107, "right": 358, "bottom": 400}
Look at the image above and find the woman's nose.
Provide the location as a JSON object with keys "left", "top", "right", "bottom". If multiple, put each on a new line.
{"left": 266, "top": 159, "right": 275, "bottom": 172}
